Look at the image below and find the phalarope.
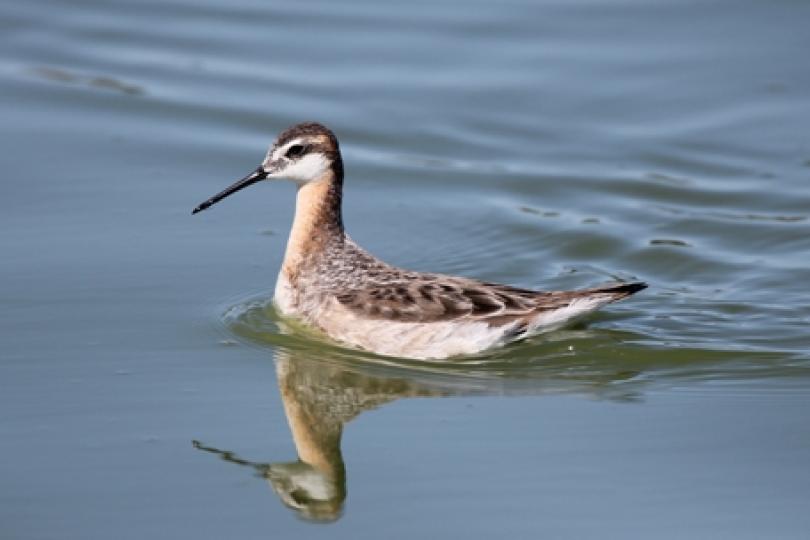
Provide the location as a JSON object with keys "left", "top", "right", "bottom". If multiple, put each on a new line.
{"left": 193, "top": 122, "right": 646, "bottom": 359}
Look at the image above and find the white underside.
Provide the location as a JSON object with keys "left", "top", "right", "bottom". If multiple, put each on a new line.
{"left": 274, "top": 272, "right": 296, "bottom": 314}
{"left": 274, "top": 273, "right": 613, "bottom": 360}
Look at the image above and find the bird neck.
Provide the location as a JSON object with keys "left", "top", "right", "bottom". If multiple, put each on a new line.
{"left": 281, "top": 165, "right": 344, "bottom": 278}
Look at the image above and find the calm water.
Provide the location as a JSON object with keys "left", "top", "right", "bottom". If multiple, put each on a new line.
{"left": 2, "top": 0, "right": 810, "bottom": 537}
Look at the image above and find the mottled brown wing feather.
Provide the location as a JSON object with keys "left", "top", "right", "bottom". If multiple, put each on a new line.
{"left": 334, "top": 277, "right": 576, "bottom": 325}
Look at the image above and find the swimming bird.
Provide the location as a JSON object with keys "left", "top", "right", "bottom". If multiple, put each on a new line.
{"left": 193, "top": 122, "right": 646, "bottom": 359}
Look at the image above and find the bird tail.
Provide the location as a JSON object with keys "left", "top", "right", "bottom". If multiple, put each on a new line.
{"left": 585, "top": 281, "right": 647, "bottom": 302}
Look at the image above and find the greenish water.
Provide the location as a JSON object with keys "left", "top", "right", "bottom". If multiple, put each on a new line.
{"left": 2, "top": 0, "right": 810, "bottom": 538}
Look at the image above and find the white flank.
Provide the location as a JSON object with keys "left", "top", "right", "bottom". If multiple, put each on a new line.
{"left": 525, "top": 295, "right": 613, "bottom": 334}
{"left": 279, "top": 294, "right": 615, "bottom": 360}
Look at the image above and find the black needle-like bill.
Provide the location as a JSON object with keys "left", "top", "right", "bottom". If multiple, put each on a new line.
{"left": 192, "top": 166, "right": 267, "bottom": 214}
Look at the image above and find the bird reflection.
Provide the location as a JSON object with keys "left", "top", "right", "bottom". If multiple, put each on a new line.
{"left": 192, "top": 325, "right": 663, "bottom": 522}
{"left": 193, "top": 349, "right": 445, "bottom": 522}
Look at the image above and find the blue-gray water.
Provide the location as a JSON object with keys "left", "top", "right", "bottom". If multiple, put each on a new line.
{"left": 2, "top": 0, "right": 810, "bottom": 538}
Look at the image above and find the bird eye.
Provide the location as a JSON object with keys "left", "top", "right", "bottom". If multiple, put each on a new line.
{"left": 285, "top": 144, "right": 305, "bottom": 158}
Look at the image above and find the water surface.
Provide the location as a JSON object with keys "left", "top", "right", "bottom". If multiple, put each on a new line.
{"left": 1, "top": 0, "right": 809, "bottom": 538}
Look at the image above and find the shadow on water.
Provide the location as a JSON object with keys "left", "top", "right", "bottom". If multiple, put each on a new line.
{"left": 192, "top": 296, "right": 807, "bottom": 522}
